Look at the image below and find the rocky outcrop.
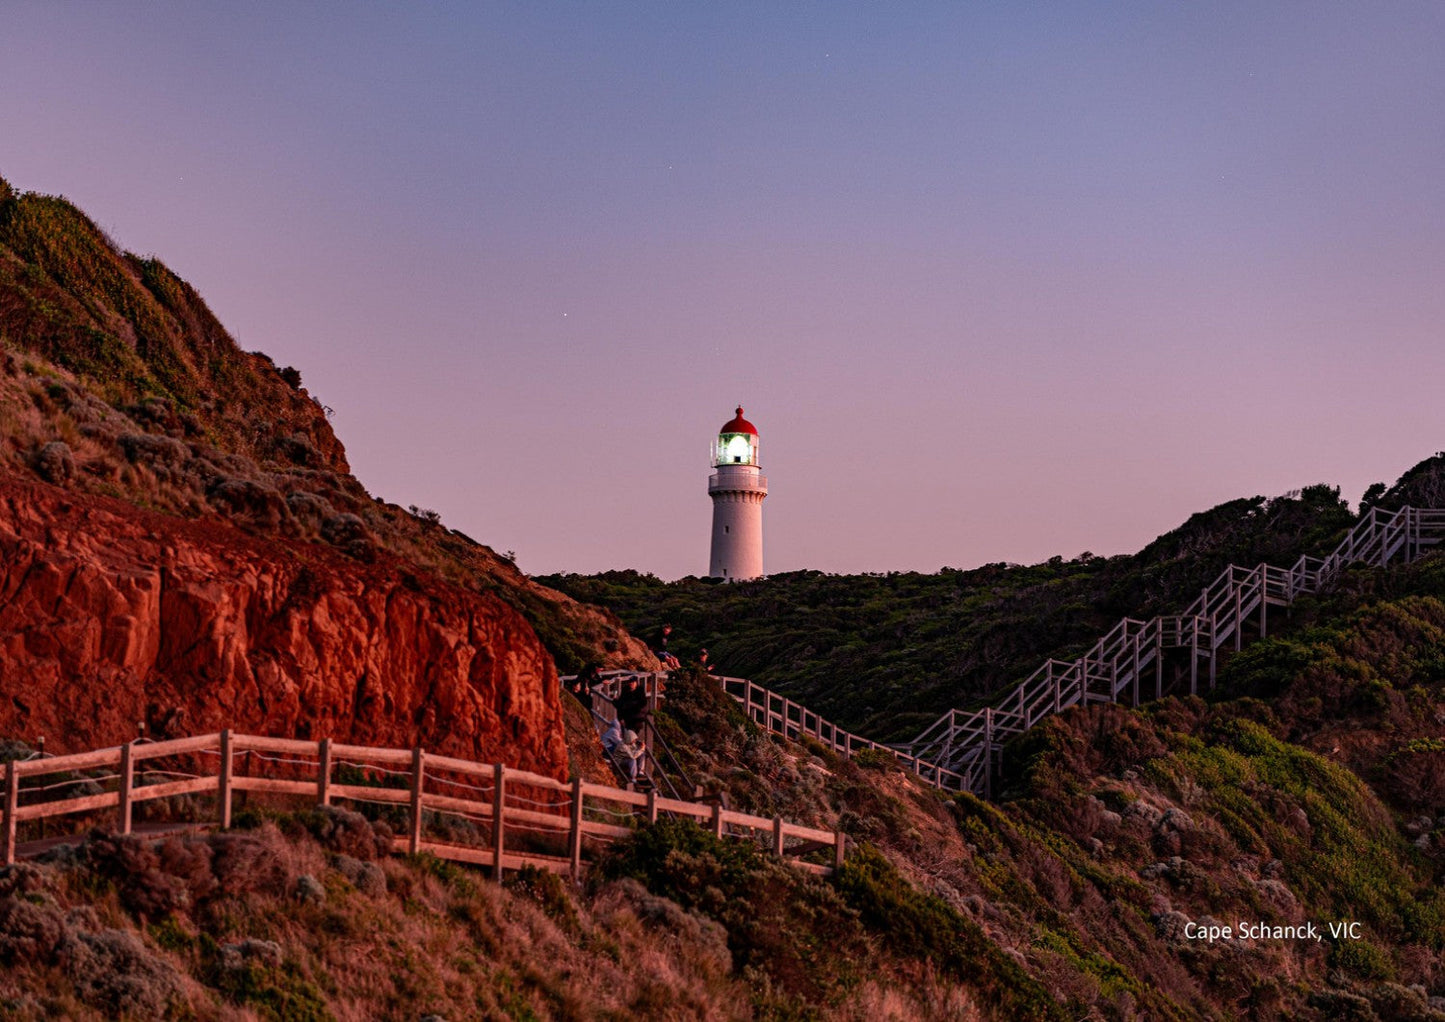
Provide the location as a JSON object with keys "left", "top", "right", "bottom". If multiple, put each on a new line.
{"left": 0, "top": 476, "right": 567, "bottom": 778}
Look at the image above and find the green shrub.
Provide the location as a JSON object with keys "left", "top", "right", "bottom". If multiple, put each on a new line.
{"left": 833, "top": 846, "right": 1067, "bottom": 1020}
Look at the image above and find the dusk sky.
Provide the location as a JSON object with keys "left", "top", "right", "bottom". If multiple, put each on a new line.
{"left": 3, "top": 3, "right": 1442, "bottom": 579}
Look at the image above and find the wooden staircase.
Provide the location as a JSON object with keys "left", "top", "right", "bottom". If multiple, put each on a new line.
{"left": 571, "top": 507, "right": 1444, "bottom": 800}
{"left": 899, "top": 505, "right": 1445, "bottom": 796}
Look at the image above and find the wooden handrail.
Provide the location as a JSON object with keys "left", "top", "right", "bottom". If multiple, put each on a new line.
{"left": 0, "top": 731, "right": 846, "bottom": 876}
{"left": 901, "top": 503, "right": 1445, "bottom": 794}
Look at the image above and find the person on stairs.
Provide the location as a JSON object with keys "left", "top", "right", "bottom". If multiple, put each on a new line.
{"left": 615, "top": 728, "right": 646, "bottom": 786}
{"left": 613, "top": 674, "right": 650, "bottom": 733}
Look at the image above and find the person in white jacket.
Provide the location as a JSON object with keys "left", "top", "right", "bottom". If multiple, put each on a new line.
{"left": 615, "top": 729, "right": 646, "bottom": 784}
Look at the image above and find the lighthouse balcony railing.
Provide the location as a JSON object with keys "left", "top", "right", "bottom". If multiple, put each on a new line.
{"left": 708, "top": 472, "right": 768, "bottom": 493}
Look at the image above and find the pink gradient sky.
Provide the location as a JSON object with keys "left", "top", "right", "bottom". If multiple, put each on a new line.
{"left": 3, "top": 4, "right": 1442, "bottom": 579}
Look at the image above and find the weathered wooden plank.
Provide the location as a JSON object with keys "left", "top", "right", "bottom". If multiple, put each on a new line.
{"left": 418, "top": 794, "right": 568, "bottom": 831}
{"left": 501, "top": 805, "right": 571, "bottom": 831}
{"left": 408, "top": 748, "right": 425, "bottom": 855}
{"left": 652, "top": 795, "right": 712, "bottom": 818}
{"left": 421, "top": 792, "right": 492, "bottom": 818}
{"left": 721, "top": 809, "right": 775, "bottom": 832}
{"left": 328, "top": 783, "right": 411, "bottom": 804}
{"left": 13, "top": 791, "right": 120, "bottom": 821}
{"left": 131, "top": 776, "right": 220, "bottom": 802}
{"left": 3, "top": 763, "right": 18, "bottom": 866}
{"left": 580, "top": 820, "right": 634, "bottom": 840}
{"left": 568, "top": 777, "right": 584, "bottom": 877}
{"left": 783, "top": 823, "right": 838, "bottom": 845}
{"left": 229, "top": 777, "right": 318, "bottom": 797}
{"left": 399, "top": 838, "right": 576, "bottom": 875}
{"left": 118, "top": 743, "right": 134, "bottom": 835}
{"left": 218, "top": 730, "right": 233, "bottom": 829}
{"left": 326, "top": 742, "right": 414, "bottom": 766}
{"left": 580, "top": 783, "right": 649, "bottom": 807}
{"left": 131, "top": 734, "right": 224, "bottom": 762}
{"left": 422, "top": 753, "right": 498, "bottom": 778}
{"left": 500, "top": 765, "right": 570, "bottom": 792}
{"left": 13, "top": 747, "right": 122, "bottom": 777}
{"left": 231, "top": 735, "right": 320, "bottom": 757}
{"left": 491, "top": 763, "right": 505, "bottom": 882}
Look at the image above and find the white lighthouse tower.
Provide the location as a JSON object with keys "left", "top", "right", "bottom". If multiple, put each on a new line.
{"left": 708, "top": 406, "right": 767, "bottom": 580}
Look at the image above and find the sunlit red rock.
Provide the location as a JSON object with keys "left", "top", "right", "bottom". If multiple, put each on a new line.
{"left": 0, "top": 476, "right": 567, "bottom": 779}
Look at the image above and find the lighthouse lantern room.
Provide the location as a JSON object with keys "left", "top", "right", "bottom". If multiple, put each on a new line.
{"left": 708, "top": 406, "right": 767, "bottom": 580}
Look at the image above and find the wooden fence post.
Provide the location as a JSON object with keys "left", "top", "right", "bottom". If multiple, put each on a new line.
{"left": 218, "top": 730, "right": 233, "bottom": 828}
{"left": 646, "top": 788, "right": 658, "bottom": 824}
{"left": 1131, "top": 634, "right": 1141, "bottom": 706}
{"left": 1260, "top": 566, "right": 1270, "bottom": 636}
{"left": 983, "top": 709, "right": 993, "bottom": 802}
{"left": 317, "top": 739, "right": 332, "bottom": 807}
{"left": 492, "top": 763, "right": 506, "bottom": 881}
{"left": 568, "top": 777, "right": 584, "bottom": 880}
{"left": 833, "top": 829, "right": 846, "bottom": 872}
{"left": 772, "top": 816, "right": 785, "bottom": 857}
{"left": 711, "top": 802, "right": 724, "bottom": 839}
{"left": 118, "top": 742, "right": 134, "bottom": 836}
{"left": 408, "top": 747, "right": 426, "bottom": 855}
{"left": 3, "top": 760, "right": 18, "bottom": 866}
{"left": 1190, "top": 619, "right": 1199, "bottom": 696}
{"left": 1234, "top": 581, "right": 1243, "bottom": 651}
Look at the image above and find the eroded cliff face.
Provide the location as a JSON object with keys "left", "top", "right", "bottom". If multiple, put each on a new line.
{"left": 0, "top": 476, "right": 567, "bottom": 778}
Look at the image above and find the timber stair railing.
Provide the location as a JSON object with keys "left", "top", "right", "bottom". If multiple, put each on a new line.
{"left": 570, "top": 669, "right": 971, "bottom": 792}
{"left": 558, "top": 506, "right": 1444, "bottom": 801}
{"left": 901, "top": 504, "right": 1445, "bottom": 796}
{"left": 717, "top": 675, "right": 971, "bottom": 792}
{"left": 1, "top": 731, "right": 847, "bottom": 878}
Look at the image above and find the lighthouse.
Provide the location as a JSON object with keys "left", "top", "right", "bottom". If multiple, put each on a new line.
{"left": 708, "top": 406, "right": 767, "bottom": 580}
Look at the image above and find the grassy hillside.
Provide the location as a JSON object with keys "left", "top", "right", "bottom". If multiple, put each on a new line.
{"left": 0, "top": 173, "right": 647, "bottom": 672}
{"left": 539, "top": 483, "right": 1360, "bottom": 739}
{"left": 639, "top": 548, "right": 1445, "bottom": 1019}
{"left": 5, "top": 547, "right": 1444, "bottom": 1020}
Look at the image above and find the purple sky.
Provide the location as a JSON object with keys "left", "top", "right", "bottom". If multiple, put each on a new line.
{"left": 3, "top": 4, "right": 1443, "bottom": 579}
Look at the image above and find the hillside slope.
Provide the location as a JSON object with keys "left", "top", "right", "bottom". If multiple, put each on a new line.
{"left": 0, "top": 174, "right": 653, "bottom": 762}
{"left": 4, "top": 549, "right": 1444, "bottom": 1020}
{"left": 540, "top": 483, "right": 1360, "bottom": 739}
{"left": 0, "top": 172, "right": 652, "bottom": 678}
{"left": 625, "top": 550, "right": 1445, "bottom": 1020}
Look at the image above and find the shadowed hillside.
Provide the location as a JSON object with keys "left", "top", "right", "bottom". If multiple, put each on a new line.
{"left": 540, "top": 483, "right": 1360, "bottom": 739}
{"left": 4, "top": 547, "right": 1445, "bottom": 1019}
{"left": 0, "top": 174, "right": 651, "bottom": 680}
{"left": 5, "top": 169, "right": 1445, "bottom": 1019}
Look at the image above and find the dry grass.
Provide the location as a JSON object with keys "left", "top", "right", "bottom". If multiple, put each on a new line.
{"left": 0, "top": 816, "right": 767, "bottom": 1021}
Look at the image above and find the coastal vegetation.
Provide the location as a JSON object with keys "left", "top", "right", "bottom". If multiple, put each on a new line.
{"left": 539, "top": 483, "right": 1359, "bottom": 738}
{"left": 4, "top": 170, "right": 1445, "bottom": 1018}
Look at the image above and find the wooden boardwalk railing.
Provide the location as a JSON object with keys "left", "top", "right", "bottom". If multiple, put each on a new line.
{"left": 616, "top": 505, "right": 1442, "bottom": 800}
{"left": 717, "top": 675, "right": 971, "bottom": 792}
{"left": 1, "top": 732, "right": 845, "bottom": 878}
{"left": 901, "top": 504, "right": 1445, "bottom": 795}
{"left": 570, "top": 669, "right": 971, "bottom": 792}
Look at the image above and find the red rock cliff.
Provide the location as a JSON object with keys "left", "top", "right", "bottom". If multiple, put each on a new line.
{"left": 0, "top": 477, "right": 568, "bottom": 779}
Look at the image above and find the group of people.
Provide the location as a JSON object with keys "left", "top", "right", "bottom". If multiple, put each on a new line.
{"left": 657, "top": 623, "right": 714, "bottom": 674}
{"left": 562, "top": 623, "right": 717, "bottom": 789}
{"left": 567, "top": 665, "right": 653, "bottom": 786}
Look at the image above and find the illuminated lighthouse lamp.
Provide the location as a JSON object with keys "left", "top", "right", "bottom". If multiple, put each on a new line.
{"left": 716, "top": 425, "right": 759, "bottom": 466}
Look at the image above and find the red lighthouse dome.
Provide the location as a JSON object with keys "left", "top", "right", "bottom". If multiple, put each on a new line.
{"left": 720, "top": 406, "right": 757, "bottom": 436}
